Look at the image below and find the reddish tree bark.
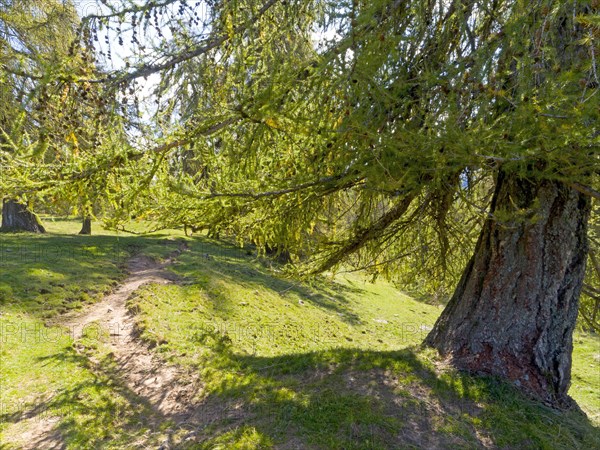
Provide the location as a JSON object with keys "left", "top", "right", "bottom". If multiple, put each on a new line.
{"left": 425, "top": 170, "right": 591, "bottom": 408}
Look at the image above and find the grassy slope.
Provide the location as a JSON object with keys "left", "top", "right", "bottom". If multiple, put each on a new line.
{"left": 0, "top": 219, "right": 598, "bottom": 448}
{"left": 131, "top": 237, "right": 600, "bottom": 448}
{"left": 0, "top": 218, "right": 185, "bottom": 448}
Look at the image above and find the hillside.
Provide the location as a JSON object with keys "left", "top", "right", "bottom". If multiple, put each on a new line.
{"left": 0, "top": 219, "right": 598, "bottom": 449}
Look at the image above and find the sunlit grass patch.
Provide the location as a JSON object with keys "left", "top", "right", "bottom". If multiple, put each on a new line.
{"left": 128, "top": 236, "right": 600, "bottom": 448}
{"left": 1, "top": 229, "right": 598, "bottom": 448}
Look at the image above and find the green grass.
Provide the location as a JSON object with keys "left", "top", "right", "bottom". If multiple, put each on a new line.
{"left": 0, "top": 216, "right": 185, "bottom": 319}
{"left": 0, "top": 312, "right": 162, "bottom": 449}
{"left": 1, "top": 220, "right": 599, "bottom": 448}
{"left": 0, "top": 218, "right": 187, "bottom": 448}
{"left": 128, "top": 237, "right": 600, "bottom": 448}
{"left": 571, "top": 333, "right": 600, "bottom": 424}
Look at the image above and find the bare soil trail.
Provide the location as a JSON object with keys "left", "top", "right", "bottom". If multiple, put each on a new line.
{"left": 61, "top": 243, "right": 202, "bottom": 417}
{"left": 14, "top": 242, "right": 209, "bottom": 450}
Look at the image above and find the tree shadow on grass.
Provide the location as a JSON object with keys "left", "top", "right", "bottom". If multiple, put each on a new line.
{"left": 0, "top": 345, "right": 170, "bottom": 449}
{"left": 1, "top": 232, "right": 367, "bottom": 324}
{"left": 172, "top": 237, "right": 370, "bottom": 325}
{"left": 168, "top": 339, "right": 600, "bottom": 449}
{"left": 3, "top": 233, "right": 598, "bottom": 448}
{"left": 0, "top": 233, "right": 185, "bottom": 318}
{"left": 2, "top": 337, "right": 598, "bottom": 449}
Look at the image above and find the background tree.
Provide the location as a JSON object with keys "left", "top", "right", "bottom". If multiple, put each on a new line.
{"left": 0, "top": 0, "right": 124, "bottom": 234}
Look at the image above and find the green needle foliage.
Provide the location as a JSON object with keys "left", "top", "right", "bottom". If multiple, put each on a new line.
{"left": 70, "top": 0, "right": 599, "bottom": 295}
{"left": 1, "top": 1, "right": 598, "bottom": 296}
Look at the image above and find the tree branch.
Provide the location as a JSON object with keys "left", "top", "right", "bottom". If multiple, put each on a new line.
{"left": 81, "top": 0, "right": 181, "bottom": 23}
{"left": 95, "top": 0, "right": 280, "bottom": 84}
{"left": 570, "top": 182, "right": 600, "bottom": 200}
{"left": 177, "top": 171, "right": 363, "bottom": 200}
{"left": 6, "top": 116, "right": 241, "bottom": 195}
{"left": 0, "top": 65, "right": 42, "bottom": 80}
{"left": 312, "top": 194, "right": 417, "bottom": 274}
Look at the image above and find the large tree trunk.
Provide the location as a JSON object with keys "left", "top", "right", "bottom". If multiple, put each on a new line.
{"left": 79, "top": 216, "right": 92, "bottom": 235}
{"left": 1, "top": 199, "right": 46, "bottom": 233}
{"left": 425, "top": 170, "right": 591, "bottom": 408}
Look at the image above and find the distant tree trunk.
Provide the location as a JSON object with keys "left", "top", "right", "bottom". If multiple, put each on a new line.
{"left": 425, "top": 170, "right": 591, "bottom": 408}
{"left": 1, "top": 199, "right": 46, "bottom": 233}
{"left": 79, "top": 216, "right": 92, "bottom": 235}
{"left": 266, "top": 243, "right": 292, "bottom": 264}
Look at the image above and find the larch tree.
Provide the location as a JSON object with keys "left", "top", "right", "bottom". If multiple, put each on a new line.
{"left": 0, "top": 0, "right": 61, "bottom": 232}
{"left": 0, "top": 0, "right": 120, "bottom": 234}
{"left": 45, "top": 0, "right": 599, "bottom": 408}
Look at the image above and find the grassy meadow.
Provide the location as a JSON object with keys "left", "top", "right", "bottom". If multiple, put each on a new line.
{"left": 0, "top": 218, "right": 598, "bottom": 449}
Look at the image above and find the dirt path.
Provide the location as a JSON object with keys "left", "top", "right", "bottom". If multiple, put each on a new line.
{"left": 61, "top": 244, "right": 200, "bottom": 417}
{"left": 14, "top": 244, "right": 204, "bottom": 450}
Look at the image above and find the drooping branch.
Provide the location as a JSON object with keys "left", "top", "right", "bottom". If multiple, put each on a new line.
{"left": 93, "top": 0, "right": 280, "bottom": 85}
{"left": 579, "top": 249, "right": 600, "bottom": 332}
{"left": 175, "top": 171, "right": 363, "bottom": 200}
{"left": 80, "top": 0, "right": 182, "bottom": 23}
{"left": 2, "top": 0, "right": 281, "bottom": 86}
{"left": 0, "top": 65, "right": 43, "bottom": 80}
{"left": 570, "top": 182, "right": 600, "bottom": 201}
{"left": 5, "top": 115, "right": 242, "bottom": 196}
{"left": 312, "top": 193, "right": 417, "bottom": 274}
